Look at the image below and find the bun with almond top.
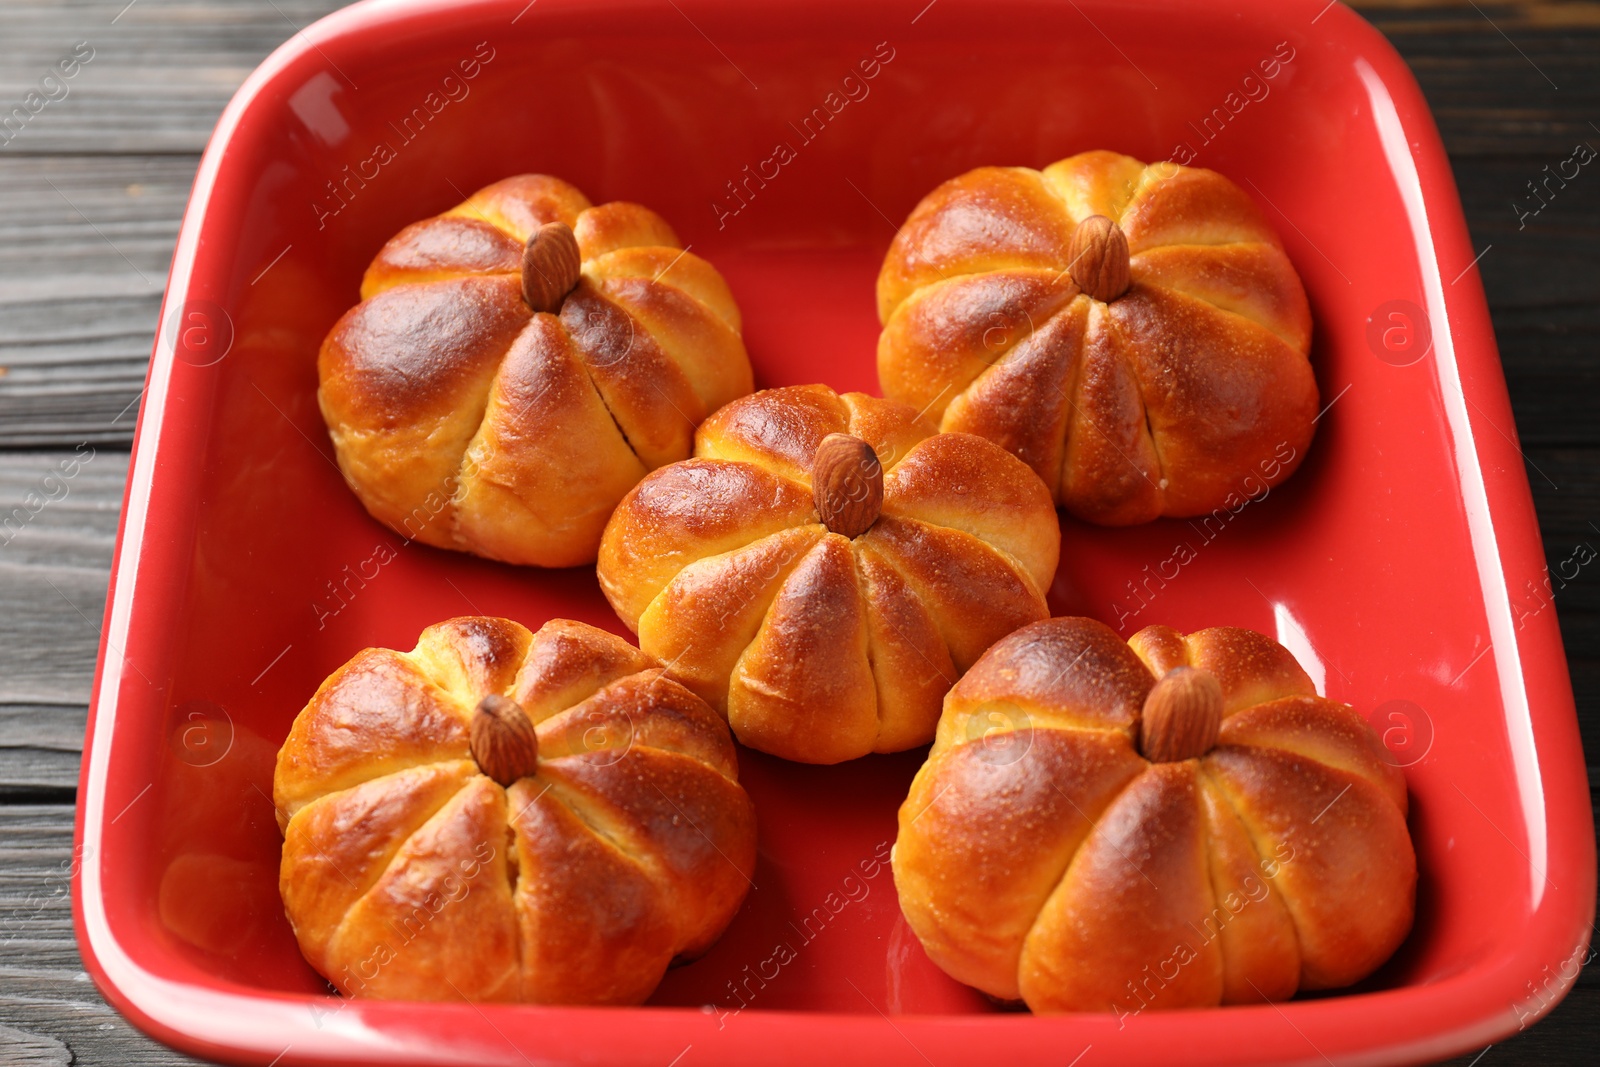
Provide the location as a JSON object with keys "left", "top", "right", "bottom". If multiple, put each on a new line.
{"left": 892, "top": 616, "right": 1415, "bottom": 1013}
{"left": 318, "top": 175, "right": 752, "bottom": 566}
{"left": 597, "top": 384, "right": 1060, "bottom": 764}
{"left": 273, "top": 616, "right": 756, "bottom": 1003}
{"left": 877, "top": 151, "right": 1316, "bottom": 526}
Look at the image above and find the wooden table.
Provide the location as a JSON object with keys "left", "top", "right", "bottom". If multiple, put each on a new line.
{"left": 0, "top": 1, "right": 1593, "bottom": 1063}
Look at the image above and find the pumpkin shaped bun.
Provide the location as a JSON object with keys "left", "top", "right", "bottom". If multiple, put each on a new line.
{"left": 318, "top": 175, "right": 752, "bottom": 567}
{"left": 597, "top": 384, "right": 1060, "bottom": 765}
{"left": 892, "top": 617, "right": 1415, "bottom": 1014}
{"left": 273, "top": 616, "right": 756, "bottom": 1004}
{"left": 877, "top": 151, "right": 1317, "bottom": 526}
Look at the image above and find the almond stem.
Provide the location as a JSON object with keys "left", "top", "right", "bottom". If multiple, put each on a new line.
{"left": 1067, "top": 215, "right": 1132, "bottom": 303}
{"left": 471, "top": 693, "right": 539, "bottom": 786}
{"left": 1139, "top": 666, "right": 1223, "bottom": 763}
{"left": 812, "top": 433, "right": 884, "bottom": 538}
{"left": 521, "top": 221, "right": 582, "bottom": 313}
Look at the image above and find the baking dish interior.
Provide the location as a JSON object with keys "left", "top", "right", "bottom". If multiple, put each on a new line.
{"left": 101, "top": 0, "right": 1553, "bottom": 1018}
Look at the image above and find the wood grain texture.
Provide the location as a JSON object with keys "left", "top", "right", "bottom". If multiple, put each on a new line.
{"left": 0, "top": 805, "right": 211, "bottom": 1065}
{"left": 0, "top": 0, "right": 345, "bottom": 154}
{"left": 0, "top": 1, "right": 1594, "bottom": 1064}
{"left": 0, "top": 157, "right": 188, "bottom": 445}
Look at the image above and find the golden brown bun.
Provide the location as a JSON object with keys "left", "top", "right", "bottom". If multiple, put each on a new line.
{"left": 893, "top": 617, "right": 1414, "bottom": 1013}
{"left": 273, "top": 616, "right": 756, "bottom": 1004}
{"left": 597, "top": 384, "right": 1060, "bottom": 764}
{"left": 319, "top": 175, "right": 752, "bottom": 567}
{"left": 877, "top": 151, "right": 1317, "bottom": 525}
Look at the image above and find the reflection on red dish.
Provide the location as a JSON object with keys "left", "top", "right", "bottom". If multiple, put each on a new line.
{"left": 74, "top": 1, "right": 1594, "bottom": 1065}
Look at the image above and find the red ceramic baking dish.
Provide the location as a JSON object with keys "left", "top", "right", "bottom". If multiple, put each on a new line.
{"left": 73, "top": 0, "right": 1595, "bottom": 1063}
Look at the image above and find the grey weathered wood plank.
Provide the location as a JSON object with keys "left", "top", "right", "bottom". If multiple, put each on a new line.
{"left": 0, "top": 1024, "right": 72, "bottom": 1067}
{"left": 0, "top": 0, "right": 344, "bottom": 155}
{"left": 0, "top": 804, "right": 210, "bottom": 1066}
{"left": 0, "top": 450, "right": 124, "bottom": 710}
{"left": 0, "top": 155, "right": 191, "bottom": 446}
{"left": 0, "top": 449, "right": 123, "bottom": 794}
{"left": 0, "top": 705, "right": 85, "bottom": 798}
{"left": 0, "top": 449, "right": 126, "bottom": 564}
{"left": 0, "top": 0, "right": 347, "bottom": 448}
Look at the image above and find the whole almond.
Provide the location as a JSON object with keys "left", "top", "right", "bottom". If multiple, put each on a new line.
{"left": 521, "top": 221, "right": 583, "bottom": 313}
{"left": 812, "top": 433, "right": 884, "bottom": 538}
{"left": 1138, "top": 666, "right": 1223, "bottom": 763}
{"left": 470, "top": 693, "right": 540, "bottom": 786}
{"left": 1067, "top": 215, "right": 1132, "bottom": 303}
